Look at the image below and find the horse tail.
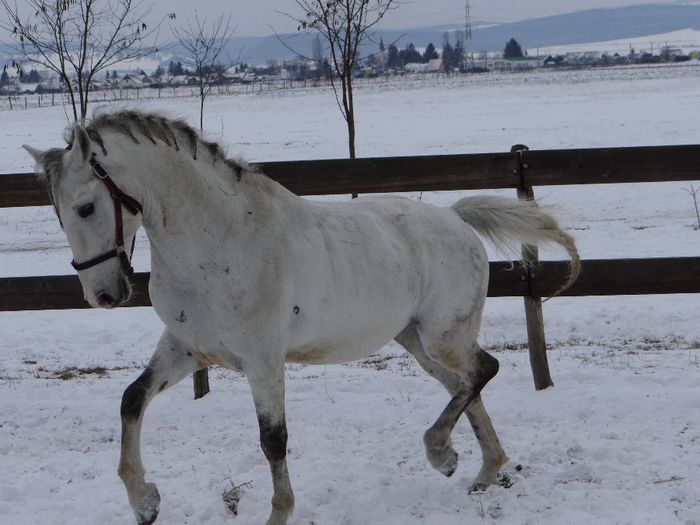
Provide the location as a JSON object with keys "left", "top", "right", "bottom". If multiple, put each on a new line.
{"left": 452, "top": 195, "right": 580, "bottom": 298}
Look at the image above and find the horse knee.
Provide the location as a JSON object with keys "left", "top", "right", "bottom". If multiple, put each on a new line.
{"left": 121, "top": 368, "right": 153, "bottom": 421}
{"left": 258, "top": 415, "right": 288, "bottom": 462}
{"left": 480, "top": 351, "right": 499, "bottom": 381}
{"left": 471, "top": 351, "right": 499, "bottom": 393}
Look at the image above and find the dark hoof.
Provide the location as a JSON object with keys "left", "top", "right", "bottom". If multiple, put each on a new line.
{"left": 438, "top": 450, "right": 459, "bottom": 477}
{"left": 136, "top": 484, "right": 160, "bottom": 525}
{"left": 138, "top": 515, "right": 158, "bottom": 525}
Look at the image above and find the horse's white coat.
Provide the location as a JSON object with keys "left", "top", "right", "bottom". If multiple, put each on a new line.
{"left": 25, "top": 113, "right": 578, "bottom": 525}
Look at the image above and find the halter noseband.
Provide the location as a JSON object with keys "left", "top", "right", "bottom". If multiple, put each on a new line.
{"left": 70, "top": 153, "right": 143, "bottom": 275}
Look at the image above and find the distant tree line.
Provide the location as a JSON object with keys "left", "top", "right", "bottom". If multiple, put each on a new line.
{"left": 503, "top": 38, "right": 524, "bottom": 58}
{"left": 441, "top": 33, "right": 466, "bottom": 71}
{"left": 379, "top": 31, "right": 466, "bottom": 71}
{"left": 0, "top": 66, "right": 43, "bottom": 84}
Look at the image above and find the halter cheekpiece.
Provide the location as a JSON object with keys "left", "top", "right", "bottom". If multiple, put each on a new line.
{"left": 70, "top": 152, "right": 143, "bottom": 275}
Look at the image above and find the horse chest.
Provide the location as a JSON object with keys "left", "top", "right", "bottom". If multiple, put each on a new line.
{"left": 148, "top": 266, "right": 279, "bottom": 354}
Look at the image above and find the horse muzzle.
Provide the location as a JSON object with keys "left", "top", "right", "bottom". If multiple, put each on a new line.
{"left": 94, "top": 275, "right": 132, "bottom": 309}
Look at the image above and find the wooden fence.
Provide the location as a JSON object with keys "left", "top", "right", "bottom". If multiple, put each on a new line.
{"left": 0, "top": 80, "right": 321, "bottom": 112}
{"left": 2, "top": 144, "right": 700, "bottom": 392}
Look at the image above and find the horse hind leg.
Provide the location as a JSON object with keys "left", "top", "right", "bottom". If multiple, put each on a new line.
{"left": 395, "top": 325, "right": 508, "bottom": 490}
{"left": 118, "top": 330, "right": 203, "bottom": 525}
{"left": 465, "top": 397, "right": 509, "bottom": 491}
{"left": 422, "top": 348, "right": 498, "bottom": 478}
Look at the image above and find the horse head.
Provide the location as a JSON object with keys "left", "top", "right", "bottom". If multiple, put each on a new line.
{"left": 24, "top": 126, "right": 143, "bottom": 308}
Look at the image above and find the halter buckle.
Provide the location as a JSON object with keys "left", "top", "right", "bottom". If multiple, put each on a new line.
{"left": 91, "top": 164, "right": 108, "bottom": 180}
{"left": 89, "top": 154, "right": 109, "bottom": 179}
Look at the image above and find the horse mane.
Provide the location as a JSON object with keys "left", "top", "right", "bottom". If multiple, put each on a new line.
{"left": 79, "top": 110, "right": 248, "bottom": 177}
{"left": 36, "top": 110, "right": 255, "bottom": 213}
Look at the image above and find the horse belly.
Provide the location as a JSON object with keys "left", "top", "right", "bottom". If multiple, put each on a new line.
{"left": 285, "top": 277, "right": 416, "bottom": 365}
{"left": 286, "top": 326, "right": 403, "bottom": 365}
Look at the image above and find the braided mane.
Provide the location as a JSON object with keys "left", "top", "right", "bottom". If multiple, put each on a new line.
{"left": 36, "top": 110, "right": 256, "bottom": 217}
{"left": 82, "top": 110, "right": 244, "bottom": 176}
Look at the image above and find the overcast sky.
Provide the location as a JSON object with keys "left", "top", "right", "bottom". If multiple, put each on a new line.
{"left": 161, "top": 0, "right": 698, "bottom": 37}
{"left": 1, "top": 0, "right": 697, "bottom": 41}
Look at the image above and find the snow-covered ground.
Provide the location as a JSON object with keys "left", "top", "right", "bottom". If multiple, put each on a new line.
{"left": 528, "top": 27, "right": 700, "bottom": 57}
{"left": 1, "top": 64, "right": 699, "bottom": 524}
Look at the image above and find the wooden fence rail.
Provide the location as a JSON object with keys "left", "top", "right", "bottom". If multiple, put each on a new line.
{"left": 2, "top": 143, "right": 700, "bottom": 391}
{"left": 3, "top": 144, "right": 700, "bottom": 207}
{"left": 3, "top": 257, "right": 700, "bottom": 312}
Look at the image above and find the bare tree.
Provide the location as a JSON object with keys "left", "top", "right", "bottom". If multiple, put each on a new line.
{"left": 293, "top": 0, "right": 396, "bottom": 159}
{"left": 1, "top": 0, "right": 166, "bottom": 122}
{"left": 685, "top": 185, "right": 700, "bottom": 230}
{"left": 172, "top": 12, "right": 235, "bottom": 131}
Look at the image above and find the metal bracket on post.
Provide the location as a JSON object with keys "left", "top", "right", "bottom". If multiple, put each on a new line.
{"left": 511, "top": 144, "right": 554, "bottom": 390}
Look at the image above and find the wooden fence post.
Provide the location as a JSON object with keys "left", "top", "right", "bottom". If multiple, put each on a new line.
{"left": 511, "top": 144, "right": 553, "bottom": 390}
{"left": 193, "top": 368, "right": 210, "bottom": 399}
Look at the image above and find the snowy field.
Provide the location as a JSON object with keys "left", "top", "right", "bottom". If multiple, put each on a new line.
{"left": 1, "top": 64, "right": 699, "bottom": 524}
{"left": 527, "top": 27, "right": 700, "bottom": 56}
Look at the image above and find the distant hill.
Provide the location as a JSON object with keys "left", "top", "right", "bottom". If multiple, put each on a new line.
{"left": 169, "top": 4, "right": 700, "bottom": 64}
{"left": 466, "top": 4, "right": 700, "bottom": 52}
{"left": 2, "top": 4, "right": 700, "bottom": 68}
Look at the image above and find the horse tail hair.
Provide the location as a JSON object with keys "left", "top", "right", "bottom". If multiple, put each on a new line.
{"left": 452, "top": 195, "right": 580, "bottom": 298}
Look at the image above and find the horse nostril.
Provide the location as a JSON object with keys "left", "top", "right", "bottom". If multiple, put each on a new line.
{"left": 97, "top": 292, "right": 115, "bottom": 307}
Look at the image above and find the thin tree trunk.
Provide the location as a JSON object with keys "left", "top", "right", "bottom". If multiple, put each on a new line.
{"left": 346, "top": 73, "right": 357, "bottom": 198}
{"left": 199, "top": 84, "right": 204, "bottom": 131}
{"left": 76, "top": 72, "right": 85, "bottom": 122}
{"left": 347, "top": 115, "right": 356, "bottom": 159}
{"left": 65, "top": 81, "right": 78, "bottom": 122}
{"left": 81, "top": 84, "right": 90, "bottom": 121}
{"left": 346, "top": 73, "right": 355, "bottom": 159}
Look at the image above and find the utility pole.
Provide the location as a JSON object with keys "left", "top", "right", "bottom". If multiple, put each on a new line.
{"left": 465, "top": 0, "right": 473, "bottom": 69}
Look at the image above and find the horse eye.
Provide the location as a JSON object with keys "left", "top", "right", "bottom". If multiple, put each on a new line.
{"left": 77, "top": 203, "right": 95, "bottom": 218}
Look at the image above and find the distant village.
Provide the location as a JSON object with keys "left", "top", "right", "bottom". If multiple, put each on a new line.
{"left": 1, "top": 37, "right": 697, "bottom": 96}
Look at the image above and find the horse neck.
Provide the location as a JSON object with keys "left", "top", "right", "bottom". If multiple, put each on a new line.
{"left": 112, "top": 140, "right": 290, "bottom": 261}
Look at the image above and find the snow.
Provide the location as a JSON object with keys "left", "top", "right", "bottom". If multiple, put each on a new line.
{"left": 527, "top": 28, "right": 700, "bottom": 56}
{"left": 1, "top": 64, "right": 700, "bottom": 524}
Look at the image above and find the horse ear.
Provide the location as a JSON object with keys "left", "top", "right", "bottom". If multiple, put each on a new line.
{"left": 70, "top": 126, "right": 92, "bottom": 162}
{"left": 22, "top": 144, "right": 45, "bottom": 164}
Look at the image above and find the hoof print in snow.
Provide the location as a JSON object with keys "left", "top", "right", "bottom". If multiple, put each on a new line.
{"left": 498, "top": 472, "right": 515, "bottom": 489}
{"left": 223, "top": 481, "right": 246, "bottom": 516}
{"left": 468, "top": 482, "right": 488, "bottom": 495}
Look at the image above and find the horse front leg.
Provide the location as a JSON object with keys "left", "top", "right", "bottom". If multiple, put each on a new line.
{"left": 246, "top": 364, "right": 295, "bottom": 525}
{"left": 118, "top": 330, "right": 201, "bottom": 525}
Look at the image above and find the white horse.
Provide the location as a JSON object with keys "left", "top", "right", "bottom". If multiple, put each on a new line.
{"left": 24, "top": 111, "right": 579, "bottom": 525}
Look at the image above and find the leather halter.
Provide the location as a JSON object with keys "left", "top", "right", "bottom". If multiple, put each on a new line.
{"left": 70, "top": 153, "right": 143, "bottom": 275}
